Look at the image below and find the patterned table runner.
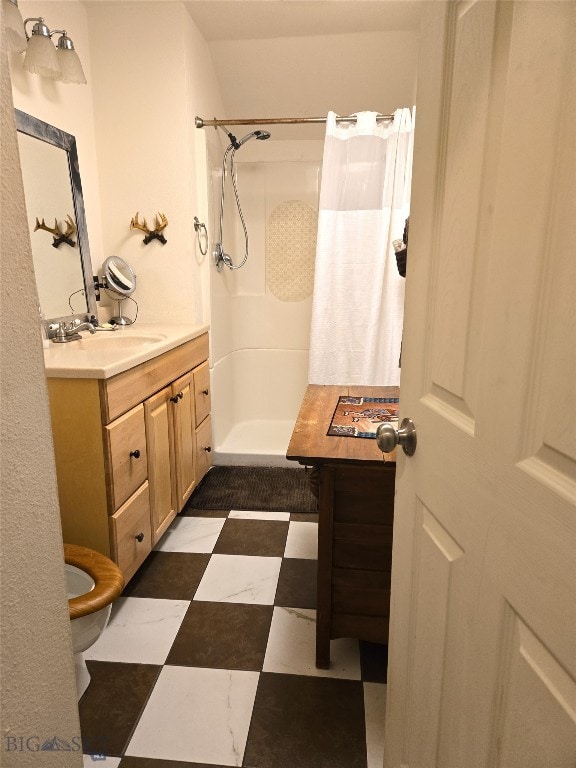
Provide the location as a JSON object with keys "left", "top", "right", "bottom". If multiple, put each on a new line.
{"left": 327, "top": 396, "right": 399, "bottom": 439}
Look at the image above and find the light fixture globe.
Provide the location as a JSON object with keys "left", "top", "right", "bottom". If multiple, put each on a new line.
{"left": 3, "top": 0, "right": 26, "bottom": 53}
{"left": 23, "top": 18, "right": 60, "bottom": 79}
{"left": 54, "top": 32, "right": 87, "bottom": 84}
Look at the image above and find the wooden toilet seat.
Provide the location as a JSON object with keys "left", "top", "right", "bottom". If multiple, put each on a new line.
{"left": 64, "top": 543, "right": 124, "bottom": 619}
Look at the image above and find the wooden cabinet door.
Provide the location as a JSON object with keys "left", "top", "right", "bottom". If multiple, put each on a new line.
{"left": 171, "top": 371, "right": 196, "bottom": 509}
{"left": 193, "top": 361, "right": 211, "bottom": 426}
{"left": 144, "top": 386, "right": 177, "bottom": 544}
{"left": 195, "top": 415, "right": 213, "bottom": 485}
{"left": 104, "top": 403, "right": 148, "bottom": 510}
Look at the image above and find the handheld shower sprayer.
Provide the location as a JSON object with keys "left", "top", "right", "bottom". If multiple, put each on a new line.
{"left": 237, "top": 129, "right": 271, "bottom": 147}
{"left": 214, "top": 127, "right": 271, "bottom": 271}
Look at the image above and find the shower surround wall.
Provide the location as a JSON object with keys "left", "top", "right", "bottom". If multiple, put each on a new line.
{"left": 210, "top": 140, "right": 322, "bottom": 465}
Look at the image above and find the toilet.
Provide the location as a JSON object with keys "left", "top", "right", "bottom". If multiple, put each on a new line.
{"left": 64, "top": 543, "right": 124, "bottom": 699}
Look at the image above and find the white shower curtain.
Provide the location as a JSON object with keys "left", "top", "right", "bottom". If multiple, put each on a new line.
{"left": 308, "top": 108, "right": 415, "bottom": 385}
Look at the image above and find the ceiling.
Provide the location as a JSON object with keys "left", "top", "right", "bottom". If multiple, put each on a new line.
{"left": 184, "top": 1, "right": 422, "bottom": 41}
{"left": 185, "top": 1, "right": 422, "bottom": 140}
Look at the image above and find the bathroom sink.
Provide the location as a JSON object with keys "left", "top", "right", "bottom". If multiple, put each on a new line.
{"left": 43, "top": 322, "right": 209, "bottom": 379}
{"left": 72, "top": 332, "right": 168, "bottom": 350}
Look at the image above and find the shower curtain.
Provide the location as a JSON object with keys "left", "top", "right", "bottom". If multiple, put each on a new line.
{"left": 308, "top": 108, "right": 415, "bottom": 386}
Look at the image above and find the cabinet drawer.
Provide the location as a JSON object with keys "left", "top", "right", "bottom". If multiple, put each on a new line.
{"left": 193, "top": 361, "right": 211, "bottom": 426}
{"left": 109, "top": 482, "right": 152, "bottom": 582}
{"left": 195, "top": 415, "right": 213, "bottom": 484}
{"left": 105, "top": 404, "right": 148, "bottom": 510}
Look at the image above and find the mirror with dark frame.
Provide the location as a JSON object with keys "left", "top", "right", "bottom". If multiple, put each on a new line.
{"left": 15, "top": 109, "right": 98, "bottom": 325}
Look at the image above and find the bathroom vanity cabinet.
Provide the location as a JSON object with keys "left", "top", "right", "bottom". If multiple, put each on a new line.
{"left": 46, "top": 331, "right": 212, "bottom": 582}
{"left": 144, "top": 360, "right": 211, "bottom": 542}
{"left": 287, "top": 384, "right": 398, "bottom": 668}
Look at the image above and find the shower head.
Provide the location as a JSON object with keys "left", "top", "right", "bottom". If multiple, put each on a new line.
{"left": 219, "top": 126, "right": 271, "bottom": 150}
{"left": 215, "top": 126, "right": 272, "bottom": 272}
{"left": 236, "top": 129, "right": 272, "bottom": 148}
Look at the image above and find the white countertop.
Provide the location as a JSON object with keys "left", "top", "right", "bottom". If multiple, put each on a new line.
{"left": 43, "top": 323, "right": 209, "bottom": 379}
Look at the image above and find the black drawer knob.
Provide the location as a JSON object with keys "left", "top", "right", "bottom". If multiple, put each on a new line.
{"left": 170, "top": 392, "right": 184, "bottom": 403}
{"left": 134, "top": 532, "right": 144, "bottom": 542}
{"left": 204, "top": 446, "right": 212, "bottom": 453}
{"left": 130, "top": 449, "right": 141, "bottom": 459}
{"left": 202, "top": 388, "right": 209, "bottom": 395}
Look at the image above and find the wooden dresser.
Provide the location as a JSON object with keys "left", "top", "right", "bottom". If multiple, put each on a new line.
{"left": 286, "top": 384, "right": 398, "bottom": 668}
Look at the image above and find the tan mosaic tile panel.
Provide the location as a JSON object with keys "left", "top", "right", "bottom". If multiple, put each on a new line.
{"left": 266, "top": 200, "right": 317, "bottom": 302}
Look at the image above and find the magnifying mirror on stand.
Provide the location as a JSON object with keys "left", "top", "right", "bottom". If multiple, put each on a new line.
{"left": 100, "top": 256, "right": 137, "bottom": 325}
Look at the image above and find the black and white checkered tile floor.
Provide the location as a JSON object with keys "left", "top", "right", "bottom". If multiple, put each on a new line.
{"left": 80, "top": 501, "right": 388, "bottom": 768}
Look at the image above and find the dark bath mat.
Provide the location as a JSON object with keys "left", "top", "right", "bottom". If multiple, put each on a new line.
{"left": 187, "top": 466, "right": 317, "bottom": 513}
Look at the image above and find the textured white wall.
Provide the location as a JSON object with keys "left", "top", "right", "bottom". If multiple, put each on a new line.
{"left": 86, "top": 1, "right": 225, "bottom": 325}
{"left": 1, "top": 26, "right": 82, "bottom": 768}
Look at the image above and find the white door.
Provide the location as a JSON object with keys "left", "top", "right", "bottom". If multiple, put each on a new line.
{"left": 384, "top": 2, "right": 576, "bottom": 766}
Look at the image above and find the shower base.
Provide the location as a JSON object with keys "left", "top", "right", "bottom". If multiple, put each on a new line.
{"left": 214, "top": 419, "right": 296, "bottom": 467}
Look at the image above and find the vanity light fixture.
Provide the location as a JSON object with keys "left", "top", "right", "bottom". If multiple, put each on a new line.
{"left": 3, "top": 0, "right": 27, "bottom": 53}
{"left": 23, "top": 18, "right": 60, "bottom": 79}
{"left": 52, "top": 30, "right": 87, "bottom": 85}
{"left": 20, "top": 16, "right": 87, "bottom": 84}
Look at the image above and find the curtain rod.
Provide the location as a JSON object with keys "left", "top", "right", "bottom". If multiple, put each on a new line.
{"left": 195, "top": 114, "right": 394, "bottom": 128}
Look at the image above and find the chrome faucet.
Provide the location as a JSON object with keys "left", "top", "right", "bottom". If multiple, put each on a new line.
{"left": 73, "top": 322, "right": 97, "bottom": 334}
{"left": 51, "top": 320, "right": 96, "bottom": 343}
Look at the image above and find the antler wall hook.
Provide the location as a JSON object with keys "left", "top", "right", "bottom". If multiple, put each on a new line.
{"left": 34, "top": 215, "right": 76, "bottom": 248}
{"left": 130, "top": 212, "right": 168, "bottom": 245}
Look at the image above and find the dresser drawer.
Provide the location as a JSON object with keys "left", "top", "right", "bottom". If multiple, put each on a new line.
{"left": 193, "top": 361, "right": 211, "bottom": 427}
{"left": 105, "top": 404, "right": 148, "bottom": 510}
{"left": 332, "top": 465, "right": 395, "bottom": 526}
{"left": 332, "top": 525, "right": 393, "bottom": 571}
{"left": 109, "top": 482, "right": 152, "bottom": 582}
{"left": 332, "top": 568, "right": 391, "bottom": 617}
{"left": 195, "top": 415, "right": 213, "bottom": 484}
